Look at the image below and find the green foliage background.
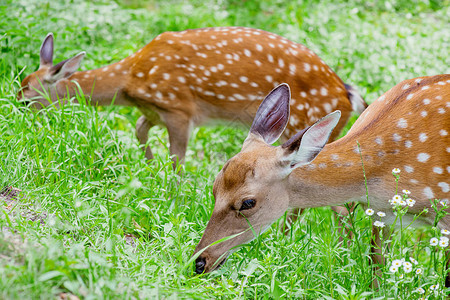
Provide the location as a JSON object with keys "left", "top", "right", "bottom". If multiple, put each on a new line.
{"left": 0, "top": 0, "right": 449, "bottom": 298}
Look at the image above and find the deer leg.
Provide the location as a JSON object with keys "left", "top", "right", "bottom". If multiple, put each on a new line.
{"left": 136, "top": 115, "right": 156, "bottom": 160}
{"left": 164, "top": 112, "right": 192, "bottom": 167}
{"left": 371, "top": 225, "right": 390, "bottom": 288}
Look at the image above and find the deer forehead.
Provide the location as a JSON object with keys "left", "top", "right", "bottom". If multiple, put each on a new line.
{"left": 215, "top": 146, "right": 281, "bottom": 195}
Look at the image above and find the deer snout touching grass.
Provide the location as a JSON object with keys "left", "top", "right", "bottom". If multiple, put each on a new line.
{"left": 193, "top": 76, "right": 449, "bottom": 284}
{"left": 18, "top": 27, "right": 366, "bottom": 166}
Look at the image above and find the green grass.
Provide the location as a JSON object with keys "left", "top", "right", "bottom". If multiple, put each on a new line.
{"left": 1, "top": 0, "right": 449, "bottom": 298}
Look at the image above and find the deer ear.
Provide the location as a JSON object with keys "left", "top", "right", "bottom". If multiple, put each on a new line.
{"left": 248, "top": 83, "right": 290, "bottom": 144}
{"left": 281, "top": 111, "right": 341, "bottom": 169}
{"left": 48, "top": 51, "right": 86, "bottom": 81}
{"left": 39, "top": 33, "right": 54, "bottom": 68}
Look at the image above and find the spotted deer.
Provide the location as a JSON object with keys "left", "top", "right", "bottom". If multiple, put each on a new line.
{"left": 18, "top": 27, "right": 366, "bottom": 164}
{"left": 193, "top": 75, "right": 449, "bottom": 279}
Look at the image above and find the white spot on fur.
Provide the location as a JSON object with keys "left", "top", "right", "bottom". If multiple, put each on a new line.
{"left": 136, "top": 72, "right": 144, "bottom": 78}
{"left": 392, "top": 133, "right": 402, "bottom": 142}
{"left": 289, "top": 64, "right": 296, "bottom": 75}
{"left": 423, "top": 98, "right": 430, "bottom": 105}
{"left": 397, "top": 118, "right": 408, "bottom": 128}
{"left": 423, "top": 187, "right": 434, "bottom": 198}
{"left": 421, "top": 111, "right": 428, "bottom": 117}
{"left": 320, "top": 87, "right": 328, "bottom": 96}
{"left": 240, "top": 76, "right": 248, "bottom": 83}
{"left": 438, "top": 182, "right": 450, "bottom": 193}
{"left": 404, "top": 140, "right": 412, "bottom": 148}
{"left": 417, "top": 153, "right": 430, "bottom": 162}
{"left": 304, "top": 63, "right": 311, "bottom": 72}
{"left": 404, "top": 165, "right": 414, "bottom": 173}
{"left": 406, "top": 93, "right": 414, "bottom": 100}
{"left": 419, "top": 133, "right": 428, "bottom": 142}
{"left": 433, "top": 167, "right": 443, "bottom": 174}
{"left": 440, "top": 130, "right": 448, "bottom": 136}
{"left": 149, "top": 66, "right": 158, "bottom": 75}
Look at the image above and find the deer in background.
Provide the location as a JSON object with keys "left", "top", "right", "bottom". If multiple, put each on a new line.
{"left": 193, "top": 76, "right": 449, "bottom": 284}
{"left": 18, "top": 27, "right": 366, "bottom": 165}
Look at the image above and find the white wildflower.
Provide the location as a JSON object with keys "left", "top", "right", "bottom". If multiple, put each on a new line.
{"left": 429, "top": 284, "right": 439, "bottom": 290}
{"left": 441, "top": 229, "right": 450, "bottom": 235}
{"left": 391, "top": 259, "right": 402, "bottom": 267}
{"left": 439, "top": 236, "right": 449, "bottom": 248}
{"left": 440, "top": 200, "right": 448, "bottom": 206}
{"left": 392, "top": 194, "right": 402, "bottom": 201}
{"left": 410, "top": 257, "right": 418, "bottom": 265}
{"left": 377, "top": 211, "right": 386, "bottom": 217}
{"left": 406, "top": 198, "right": 415, "bottom": 207}
{"left": 392, "top": 168, "right": 401, "bottom": 174}
{"left": 402, "top": 261, "right": 412, "bottom": 268}
{"left": 415, "top": 268, "right": 423, "bottom": 275}
{"left": 402, "top": 189, "right": 411, "bottom": 195}
{"left": 403, "top": 265, "right": 412, "bottom": 273}
{"left": 430, "top": 237, "right": 439, "bottom": 246}
{"left": 389, "top": 265, "right": 398, "bottom": 273}
{"left": 399, "top": 199, "right": 407, "bottom": 206}
{"left": 374, "top": 221, "right": 385, "bottom": 228}
{"left": 413, "top": 287, "right": 425, "bottom": 294}
{"left": 365, "top": 208, "right": 374, "bottom": 216}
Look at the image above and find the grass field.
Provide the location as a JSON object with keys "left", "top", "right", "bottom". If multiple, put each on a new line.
{"left": 1, "top": 0, "right": 449, "bottom": 298}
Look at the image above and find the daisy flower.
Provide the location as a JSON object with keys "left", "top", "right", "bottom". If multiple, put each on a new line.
{"left": 403, "top": 265, "right": 412, "bottom": 273}
{"left": 402, "top": 189, "right": 411, "bottom": 195}
{"left": 429, "top": 284, "right": 439, "bottom": 290}
{"left": 441, "top": 229, "right": 450, "bottom": 235}
{"left": 439, "top": 236, "right": 449, "bottom": 248}
{"left": 377, "top": 211, "right": 386, "bottom": 217}
{"left": 391, "top": 259, "right": 402, "bottom": 268}
{"left": 399, "top": 200, "right": 406, "bottom": 206}
{"left": 415, "top": 268, "right": 423, "bottom": 275}
{"left": 392, "top": 168, "right": 401, "bottom": 174}
{"left": 410, "top": 257, "right": 418, "bottom": 265}
{"left": 365, "top": 208, "right": 374, "bottom": 216}
{"left": 430, "top": 237, "right": 439, "bottom": 246}
{"left": 413, "top": 287, "right": 425, "bottom": 294}
{"left": 374, "top": 221, "right": 385, "bottom": 228}
{"left": 406, "top": 198, "right": 415, "bottom": 207}
{"left": 402, "top": 261, "right": 412, "bottom": 268}
{"left": 389, "top": 265, "right": 398, "bottom": 273}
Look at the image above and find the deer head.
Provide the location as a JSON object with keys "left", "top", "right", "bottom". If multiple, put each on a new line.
{"left": 18, "top": 33, "right": 85, "bottom": 107}
{"left": 193, "top": 84, "right": 341, "bottom": 273}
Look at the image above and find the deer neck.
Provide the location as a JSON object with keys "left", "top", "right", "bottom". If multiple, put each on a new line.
{"left": 55, "top": 60, "right": 132, "bottom": 106}
{"left": 287, "top": 136, "right": 395, "bottom": 209}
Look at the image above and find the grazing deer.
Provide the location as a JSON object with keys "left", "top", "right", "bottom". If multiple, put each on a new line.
{"left": 193, "top": 75, "right": 449, "bottom": 279}
{"left": 18, "top": 27, "right": 366, "bottom": 164}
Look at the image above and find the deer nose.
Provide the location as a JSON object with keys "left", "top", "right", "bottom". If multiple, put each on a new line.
{"left": 195, "top": 257, "right": 206, "bottom": 274}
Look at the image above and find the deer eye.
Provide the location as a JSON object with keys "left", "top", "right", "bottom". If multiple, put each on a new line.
{"left": 239, "top": 199, "right": 256, "bottom": 211}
